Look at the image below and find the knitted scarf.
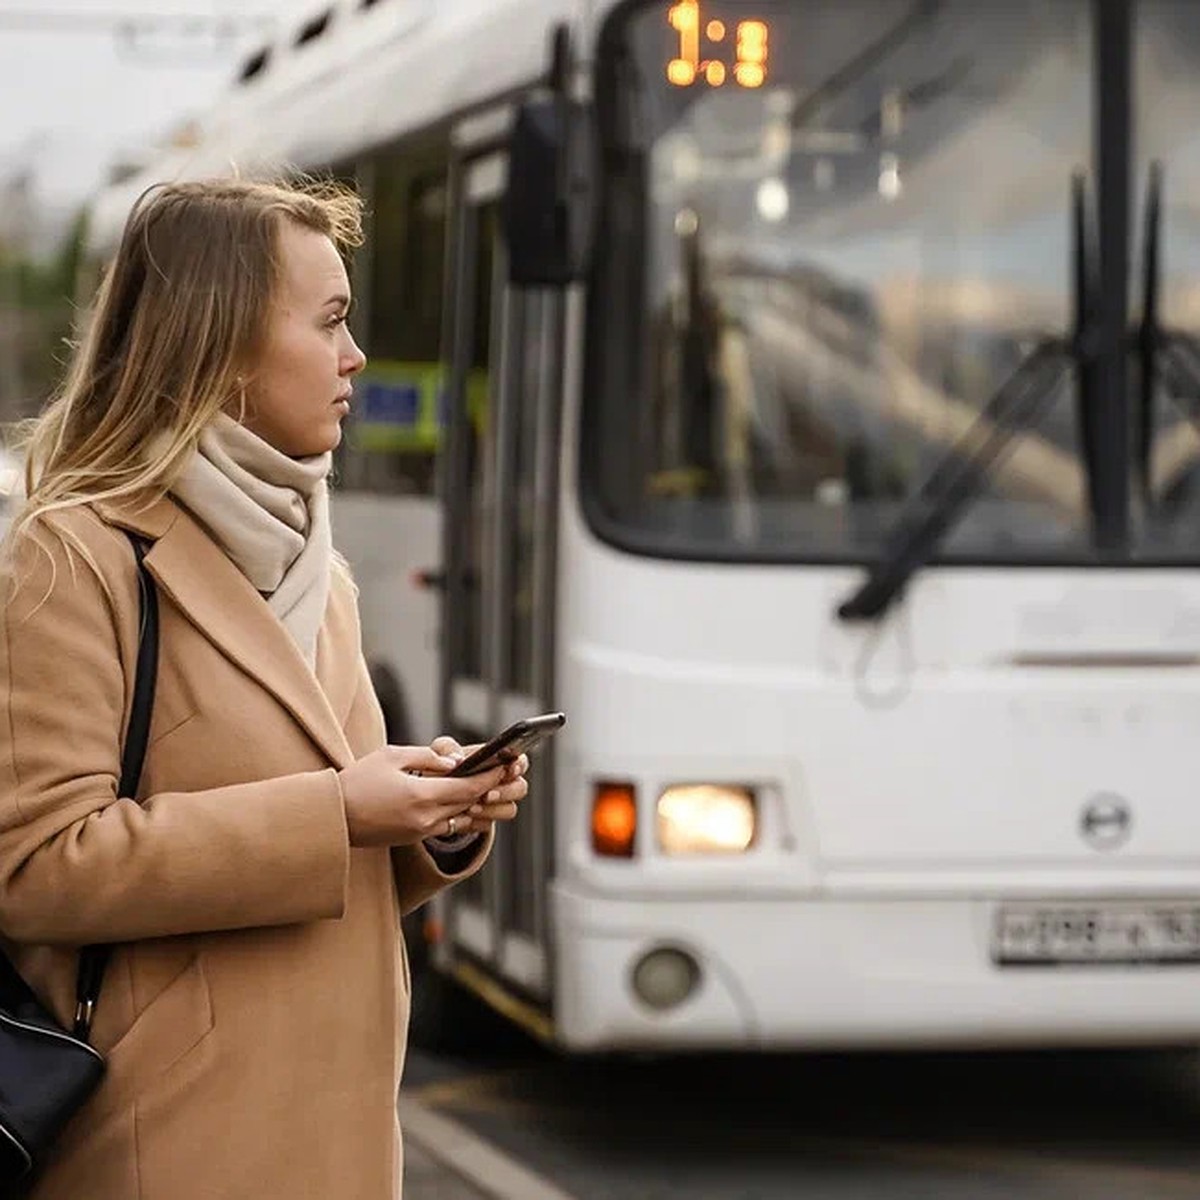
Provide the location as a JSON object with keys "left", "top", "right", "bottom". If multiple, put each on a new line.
{"left": 171, "top": 413, "right": 332, "bottom": 668}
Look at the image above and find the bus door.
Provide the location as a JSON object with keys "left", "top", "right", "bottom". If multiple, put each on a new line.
{"left": 437, "top": 143, "right": 563, "bottom": 1008}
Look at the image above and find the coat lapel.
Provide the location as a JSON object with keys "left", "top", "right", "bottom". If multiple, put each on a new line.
{"left": 97, "top": 495, "right": 355, "bottom": 769}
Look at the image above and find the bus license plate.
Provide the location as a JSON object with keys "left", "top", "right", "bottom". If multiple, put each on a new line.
{"left": 993, "top": 905, "right": 1200, "bottom": 965}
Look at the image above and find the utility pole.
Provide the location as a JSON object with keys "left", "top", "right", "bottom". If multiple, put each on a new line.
{"left": 0, "top": 169, "right": 32, "bottom": 417}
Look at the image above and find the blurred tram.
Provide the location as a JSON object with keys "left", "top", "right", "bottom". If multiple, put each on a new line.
{"left": 87, "top": 0, "right": 1200, "bottom": 1051}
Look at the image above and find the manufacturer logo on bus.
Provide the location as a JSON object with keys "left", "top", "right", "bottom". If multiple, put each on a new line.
{"left": 1080, "top": 794, "right": 1132, "bottom": 850}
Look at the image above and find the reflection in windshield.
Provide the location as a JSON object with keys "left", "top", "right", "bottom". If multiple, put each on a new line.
{"left": 588, "top": 0, "right": 1097, "bottom": 560}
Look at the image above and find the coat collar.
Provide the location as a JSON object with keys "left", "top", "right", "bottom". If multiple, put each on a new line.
{"left": 96, "top": 494, "right": 354, "bottom": 769}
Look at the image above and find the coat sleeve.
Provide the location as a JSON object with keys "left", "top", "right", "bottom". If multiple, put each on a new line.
{"left": 340, "top": 649, "right": 493, "bottom": 917}
{"left": 391, "top": 833, "right": 493, "bottom": 919}
{"left": 0, "top": 514, "right": 350, "bottom": 946}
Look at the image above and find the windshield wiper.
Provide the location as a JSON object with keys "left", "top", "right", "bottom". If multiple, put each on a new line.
{"left": 1135, "top": 161, "right": 1163, "bottom": 502}
{"left": 835, "top": 344, "right": 1072, "bottom": 620}
{"left": 1135, "top": 163, "right": 1200, "bottom": 439}
{"left": 836, "top": 174, "right": 1095, "bottom": 623}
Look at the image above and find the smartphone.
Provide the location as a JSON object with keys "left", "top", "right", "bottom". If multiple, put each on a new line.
{"left": 449, "top": 712, "right": 566, "bottom": 777}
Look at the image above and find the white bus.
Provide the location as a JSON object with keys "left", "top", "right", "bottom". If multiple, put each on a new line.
{"left": 87, "top": 0, "right": 1200, "bottom": 1052}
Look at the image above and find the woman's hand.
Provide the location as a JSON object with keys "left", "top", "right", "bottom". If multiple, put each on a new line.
{"left": 428, "top": 736, "right": 529, "bottom": 837}
{"left": 338, "top": 745, "right": 513, "bottom": 848}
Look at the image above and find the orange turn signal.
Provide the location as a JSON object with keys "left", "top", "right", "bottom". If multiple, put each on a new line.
{"left": 592, "top": 783, "right": 637, "bottom": 858}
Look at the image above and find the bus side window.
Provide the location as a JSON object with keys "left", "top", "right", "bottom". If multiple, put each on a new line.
{"left": 336, "top": 147, "right": 451, "bottom": 497}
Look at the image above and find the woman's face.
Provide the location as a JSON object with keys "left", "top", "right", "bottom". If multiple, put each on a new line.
{"left": 242, "top": 221, "right": 366, "bottom": 457}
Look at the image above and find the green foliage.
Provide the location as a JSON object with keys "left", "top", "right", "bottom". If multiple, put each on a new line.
{"left": 0, "top": 209, "right": 87, "bottom": 418}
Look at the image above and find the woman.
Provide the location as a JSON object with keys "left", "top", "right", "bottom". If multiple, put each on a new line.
{"left": 0, "top": 178, "right": 526, "bottom": 1198}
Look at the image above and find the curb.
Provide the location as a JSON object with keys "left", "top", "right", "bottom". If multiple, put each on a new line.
{"left": 399, "top": 1096, "right": 579, "bottom": 1200}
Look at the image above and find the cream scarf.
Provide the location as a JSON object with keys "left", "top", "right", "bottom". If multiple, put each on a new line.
{"left": 170, "top": 413, "right": 332, "bottom": 667}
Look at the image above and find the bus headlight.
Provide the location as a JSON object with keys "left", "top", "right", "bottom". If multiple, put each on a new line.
{"left": 657, "top": 785, "right": 755, "bottom": 855}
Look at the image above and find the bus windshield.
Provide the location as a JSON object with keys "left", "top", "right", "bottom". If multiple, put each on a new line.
{"left": 585, "top": 0, "right": 1099, "bottom": 563}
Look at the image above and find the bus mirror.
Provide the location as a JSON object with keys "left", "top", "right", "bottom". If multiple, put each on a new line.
{"left": 503, "top": 97, "right": 596, "bottom": 287}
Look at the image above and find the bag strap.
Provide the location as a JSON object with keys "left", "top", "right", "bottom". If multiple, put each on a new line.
{"left": 73, "top": 533, "right": 160, "bottom": 1040}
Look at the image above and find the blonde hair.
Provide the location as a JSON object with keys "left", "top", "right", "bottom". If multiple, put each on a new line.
{"left": 8, "top": 176, "right": 363, "bottom": 554}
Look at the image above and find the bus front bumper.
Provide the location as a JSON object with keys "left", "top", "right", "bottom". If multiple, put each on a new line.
{"left": 551, "top": 883, "right": 1200, "bottom": 1052}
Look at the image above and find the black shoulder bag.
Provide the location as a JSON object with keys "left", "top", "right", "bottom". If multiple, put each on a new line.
{"left": 0, "top": 533, "right": 159, "bottom": 1186}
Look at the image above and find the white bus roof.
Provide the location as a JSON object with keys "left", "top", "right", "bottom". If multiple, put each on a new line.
{"left": 87, "top": 0, "right": 587, "bottom": 255}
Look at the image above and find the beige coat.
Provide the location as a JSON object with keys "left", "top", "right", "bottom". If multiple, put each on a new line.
{"left": 0, "top": 495, "right": 488, "bottom": 1199}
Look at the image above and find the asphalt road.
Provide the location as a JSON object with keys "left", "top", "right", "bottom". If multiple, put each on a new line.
{"left": 404, "top": 1029, "right": 1200, "bottom": 1199}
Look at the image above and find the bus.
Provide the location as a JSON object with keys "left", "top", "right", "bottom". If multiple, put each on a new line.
{"left": 86, "top": 0, "right": 1200, "bottom": 1052}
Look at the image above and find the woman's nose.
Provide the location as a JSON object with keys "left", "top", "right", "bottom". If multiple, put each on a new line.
{"left": 343, "top": 334, "right": 367, "bottom": 376}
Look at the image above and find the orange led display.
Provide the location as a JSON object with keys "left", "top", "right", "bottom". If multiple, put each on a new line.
{"left": 668, "top": 1, "right": 701, "bottom": 85}
{"left": 734, "top": 61, "right": 766, "bottom": 89}
{"left": 668, "top": 58, "right": 698, "bottom": 86}
{"left": 735, "top": 19, "right": 768, "bottom": 88}
{"left": 667, "top": 3, "right": 769, "bottom": 89}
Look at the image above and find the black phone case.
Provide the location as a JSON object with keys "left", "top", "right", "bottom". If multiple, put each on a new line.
{"left": 450, "top": 713, "right": 566, "bottom": 777}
